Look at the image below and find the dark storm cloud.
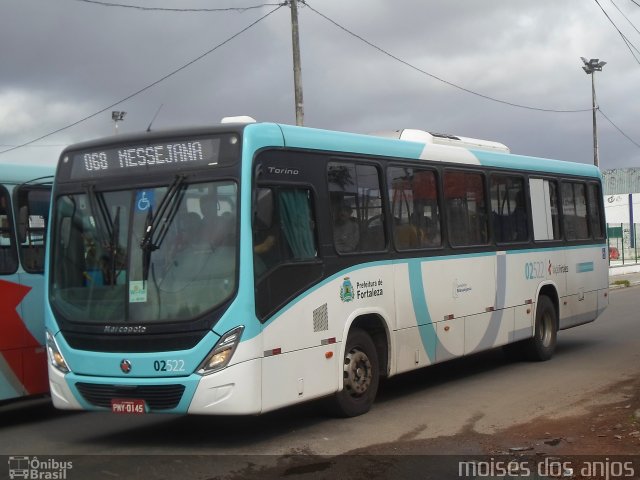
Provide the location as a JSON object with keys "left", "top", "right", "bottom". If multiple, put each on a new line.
{"left": 1, "top": 0, "right": 639, "bottom": 168}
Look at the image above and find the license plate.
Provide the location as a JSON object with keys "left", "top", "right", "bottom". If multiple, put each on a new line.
{"left": 111, "top": 398, "right": 146, "bottom": 414}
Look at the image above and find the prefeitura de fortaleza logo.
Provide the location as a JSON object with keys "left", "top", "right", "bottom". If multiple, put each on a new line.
{"left": 340, "top": 277, "right": 354, "bottom": 302}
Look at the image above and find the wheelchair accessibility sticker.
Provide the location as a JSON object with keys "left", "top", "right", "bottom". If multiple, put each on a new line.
{"left": 135, "top": 190, "right": 154, "bottom": 213}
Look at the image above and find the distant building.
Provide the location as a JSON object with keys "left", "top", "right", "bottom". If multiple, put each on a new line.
{"left": 601, "top": 168, "right": 640, "bottom": 251}
{"left": 601, "top": 169, "right": 640, "bottom": 225}
{"left": 602, "top": 168, "right": 640, "bottom": 195}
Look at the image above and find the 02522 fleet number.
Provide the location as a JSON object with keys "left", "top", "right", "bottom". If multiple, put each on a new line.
{"left": 524, "top": 261, "right": 546, "bottom": 280}
{"left": 153, "top": 359, "right": 185, "bottom": 372}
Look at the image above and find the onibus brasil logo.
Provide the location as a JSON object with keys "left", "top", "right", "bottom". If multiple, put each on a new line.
{"left": 8, "top": 456, "right": 72, "bottom": 479}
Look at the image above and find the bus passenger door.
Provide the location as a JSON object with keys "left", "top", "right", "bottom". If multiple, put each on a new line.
{"left": 15, "top": 186, "right": 49, "bottom": 396}
{"left": 0, "top": 186, "right": 28, "bottom": 400}
{"left": 253, "top": 186, "right": 329, "bottom": 411}
{"left": 16, "top": 272, "right": 47, "bottom": 396}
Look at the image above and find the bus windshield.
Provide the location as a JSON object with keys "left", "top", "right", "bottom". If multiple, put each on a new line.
{"left": 50, "top": 180, "right": 237, "bottom": 324}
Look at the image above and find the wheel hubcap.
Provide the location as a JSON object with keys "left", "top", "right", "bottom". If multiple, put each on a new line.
{"left": 343, "top": 349, "right": 372, "bottom": 396}
{"left": 540, "top": 311, "right": 553, "bottom": 347}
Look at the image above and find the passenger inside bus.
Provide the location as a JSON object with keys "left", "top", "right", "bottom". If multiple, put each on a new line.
{"left": 176, "top": 212, "right": 205, "bottom": 251}
{"left": 333, "top": 204, "right": 359, "bottom": 253}
{"left": 200, "top": 192, "right": 234, "bottom": 249}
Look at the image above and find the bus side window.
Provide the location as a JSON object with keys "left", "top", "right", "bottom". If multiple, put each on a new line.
{"left": 562, "top": 182, "right": 589, "bottom": 240}
{"left": 0, "top": 187, "right": 18, "bottom": 274}
{"left": 444, "top": 170, "right": 488, "bottom": 247}
{"left": 16, "top": 186, "right": 50, "bottom": 273}
{"left": 587, "top": 183, "right": 604, "bottom": 239}
{"left": 388, "top": 166, "right": 441, "bottom": 250}
{"left": 490, "top": 174, "right": 528, "bottom": 243}
{"left": 253, "top": 187, "right": 317, "bottom": 277}
{"left": 328, "top": 162, "right": 386, "bottom": 253}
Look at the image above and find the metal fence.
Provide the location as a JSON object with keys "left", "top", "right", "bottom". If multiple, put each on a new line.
{"left": 607, "top": 223, "right": 640, "bottom": 266}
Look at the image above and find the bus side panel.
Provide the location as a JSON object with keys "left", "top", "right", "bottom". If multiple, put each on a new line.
{"left": 0, "top": 277, "right": 36, "bottom": 401}
{"left": 423, "top": 255, "right": 497, "bottom": 320}
{"left": 17, "top": 273, "right": 46, "bottom": 345}
{"left": 465, "top": 310, "right": 512, "bottom": 355}
{"left": 394, "top": 261, "right": 434, "bottom": 374}
{"left": 0, "top": 350, "right": 24, "bottom": 401}
{"left": 424, "top": 255, "right": 498, "bottom": 361}
{"left": 261, "top": 263, "right": 395, "bottom": 412}
{"left": 512, "top": 305, "right": 533, "bottom": 342}
{"left": 260, "top": 286, "right": 342, "bottom": 412}
{"left": 261, "top": 345, "right": 339, "bottom": 413}
{"left": 21, "top": 348, "right": 47, "bottom": 396}
{"left": 17, "top": 272, "right": 48, "bottom": 395}
{"left": 561, "top": 246, "right": 608, "bottom": 329}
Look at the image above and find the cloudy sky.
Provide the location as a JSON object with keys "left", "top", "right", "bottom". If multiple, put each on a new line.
{"left": 1, "top": 0, "right": 639, "bottom": 170}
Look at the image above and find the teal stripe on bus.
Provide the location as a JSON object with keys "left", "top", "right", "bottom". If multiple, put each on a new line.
{"left": 408, "top": 259, "right": 436, "bottom": 361}
{"left": 576, "top": 261, "right": 595, "bottom": 273}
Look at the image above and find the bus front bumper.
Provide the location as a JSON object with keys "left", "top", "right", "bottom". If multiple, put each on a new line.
{"left": 48, "top": 358, "right": 262, "bottom": 415}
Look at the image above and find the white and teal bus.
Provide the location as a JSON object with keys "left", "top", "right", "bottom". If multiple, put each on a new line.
{"left": 1, "top": 162, "right": 53, "bottom": 403}
{"left": 46, "top": 121, "right": 608, "bottom": 417}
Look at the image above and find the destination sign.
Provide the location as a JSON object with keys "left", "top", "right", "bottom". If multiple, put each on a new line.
{"left": 69, "top": 138, "right": 221, "bottom": 180}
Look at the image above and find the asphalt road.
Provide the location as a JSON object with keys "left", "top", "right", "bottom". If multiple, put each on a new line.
{"left": 1, "top": 286, "right": 638, "bottom": 479}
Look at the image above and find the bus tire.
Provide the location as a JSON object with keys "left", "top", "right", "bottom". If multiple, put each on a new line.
{"left": 330, "top": 328, "right": 379, "bottom": 417}
{"left": 525, "top": 295, "right": 557, "bottom": 361}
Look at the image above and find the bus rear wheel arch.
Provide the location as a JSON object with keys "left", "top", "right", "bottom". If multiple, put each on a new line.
{"left": 329, "top": 327, "right": 380, "bottom": 417}
{"left": 524, "top": 294, "right": 558, "bottom": 361}
{"left": 503, "top": 292, "right": 558, "bottom": 362}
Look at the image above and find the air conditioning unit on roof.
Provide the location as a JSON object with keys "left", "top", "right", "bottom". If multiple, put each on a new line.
{"left": 373, "top": 129, "right": 510, "bottom": 153}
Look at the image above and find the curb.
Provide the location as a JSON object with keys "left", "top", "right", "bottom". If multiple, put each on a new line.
{"left": 609, "top": 281, "right": 640, "bottom": 289}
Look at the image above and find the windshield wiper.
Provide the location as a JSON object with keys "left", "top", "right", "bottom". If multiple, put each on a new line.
{"left": 109, "top": 206, "right": 121, "bottom": 285}
{"left": 84, "top": 184, "right": 115, "bottom": 256}
{"left": 140, "top": 175, "right": 186, "bottom": 280}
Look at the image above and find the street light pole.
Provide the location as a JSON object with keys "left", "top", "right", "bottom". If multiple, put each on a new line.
{"left": 590, "top": 72, "right": 598, "bottom": 167}
{"left": 581, "top": 57, "right": 606, "bottom": 167}
{"left": 112, "top": 111, "right": 126, "bottom": 135}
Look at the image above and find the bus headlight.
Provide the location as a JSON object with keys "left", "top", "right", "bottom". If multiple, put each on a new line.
{"left": 197, "top": 326, "right": 244, "bottom": 376}
{"left": 46, "top": 331, "right": 69, "bottom": 374}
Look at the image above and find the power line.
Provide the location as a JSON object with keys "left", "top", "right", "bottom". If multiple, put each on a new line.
{"left": 599, "top": 109, "right": 640, "bottom": 148}
{"left": 72, "top": 0, "right": 284, "bottom": 13}
{"left": 593, "top": 0, "right": 640, "bottom": 64}
{"left": 303, "top": 1, "right": 592, "bottom": 114}
{"left": 611, "top": 0, "right": 640, "bottom": 36}
{"left": 0, "top": 4, "right": 285, "bottom": 157}
{"left": 0, "top": 144, "right": 67, "bottom": 148}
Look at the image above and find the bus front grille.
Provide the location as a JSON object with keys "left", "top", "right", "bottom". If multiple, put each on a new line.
{"left": 75, "top": 383, "right": 186, "bottom": 410}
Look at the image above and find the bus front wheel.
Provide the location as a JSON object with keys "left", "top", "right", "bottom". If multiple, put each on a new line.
{"left": 330, "top": 328, "right": 379, "bottom": 417}
{"left": 525, "top": 295, "right": 557, "bottom": 361}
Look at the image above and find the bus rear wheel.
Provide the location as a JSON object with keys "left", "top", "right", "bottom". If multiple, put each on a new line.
{"left": 330, "top": 328, "right": 379, "bottom": 417}
{"left": 525, "top": 295, "right": 557, "bottom": 361}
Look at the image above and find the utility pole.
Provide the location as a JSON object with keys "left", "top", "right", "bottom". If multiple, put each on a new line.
{"left": 581, "top": 57, "right": 606, "bottom": 167}
{"left": 289, "top": 0, "right": 304, "bottom": 126}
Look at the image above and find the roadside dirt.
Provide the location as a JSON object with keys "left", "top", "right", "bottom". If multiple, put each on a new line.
{"left": 222, "top": 375, "right": 640, "bottom": 479}
{"left": 481, "top": 375, "right": 640, "bottom": 457}
{"left": 340, "top": 374, "right": 640, "bottom": 457}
